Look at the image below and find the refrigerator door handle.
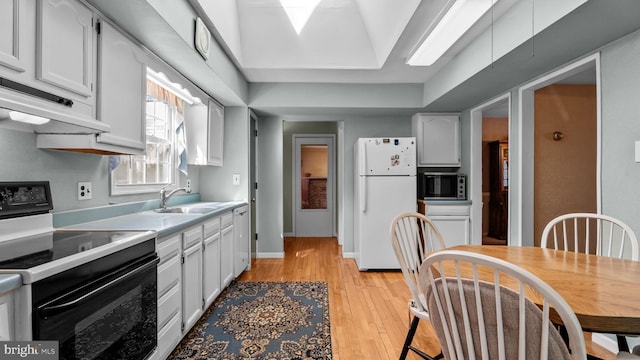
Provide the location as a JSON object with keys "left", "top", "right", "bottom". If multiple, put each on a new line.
{"left": 360, "top": 176, "right": 367, "bottom": 212}
{"left": 360, "top": 141, "right": 368, "bottom": 212}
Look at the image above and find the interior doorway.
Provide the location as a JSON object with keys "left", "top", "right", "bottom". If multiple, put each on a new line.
{"left": 481, "top": 103, "right": 510, "bottom": 245}
{"left": 470, "top": 94, "right": 511, "bottom": 247}
{"left": 518, "top": 53, "right": 600, "bottom": 247}
{"left": 293, "top": 135, "right": 335, "bottom": 236}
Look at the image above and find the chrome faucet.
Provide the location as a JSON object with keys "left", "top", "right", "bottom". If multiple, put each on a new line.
{"left": 159, "top": 186, "right": 191, "bottom": 210}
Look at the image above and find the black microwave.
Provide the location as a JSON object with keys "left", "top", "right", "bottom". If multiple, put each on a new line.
{"left": 418, "top": 172, "right": 466, "bottom": 200}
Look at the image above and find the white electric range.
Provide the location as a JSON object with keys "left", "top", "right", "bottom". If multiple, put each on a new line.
{"left": 0, "top": 181, "right": 159, "bottom": 360}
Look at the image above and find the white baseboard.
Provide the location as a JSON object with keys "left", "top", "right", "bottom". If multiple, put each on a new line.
{"left": 592, "top": 333, "right": 619, "bottom": 354}
{"left": 342, "top": 252, "right": 356, "bottom": 258}
{"left": 256, "top": 252, "right": 285, "bottom": 259}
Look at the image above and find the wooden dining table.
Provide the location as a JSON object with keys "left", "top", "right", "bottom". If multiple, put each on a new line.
{"left": 447, "top": 245, "right": 640, "bottom": 336}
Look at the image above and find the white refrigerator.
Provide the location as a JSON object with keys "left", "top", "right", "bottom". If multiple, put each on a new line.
{"left": 354, "top": 137, "right": 417, "bottom": 270}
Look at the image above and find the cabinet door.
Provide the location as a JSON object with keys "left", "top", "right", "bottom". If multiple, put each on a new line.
{"left": 37, "top": 0, "right": 93, "bottom": 97}
{"left": 96, "top": 20, "right": 146, "bottom": 152}
{"left": 413, "top": 114, "right": 460, "bottom": 167}
{"left": 0, "top": 0, "right": 27, "bottom": 73}
{"left": 185, "top": 103, "right": 208, "bottom": 165}
{"left": 207, "top": 100, "right": 224, "bottom": 166}
{"left": 203, "top": 232, "right": 221, "bottom": 309}
{"left": 182, "top": 241, "right": 203, "bottom": 333}
{"left": 220, "top": 221, "right": 234, "bottom": 287}
{"left": 430, "top": 216, "right": 470, "bottom": 248}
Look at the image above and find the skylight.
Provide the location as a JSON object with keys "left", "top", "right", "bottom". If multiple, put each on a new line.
{"left": 279, "top": 0, "right": 321, "bottom": 35}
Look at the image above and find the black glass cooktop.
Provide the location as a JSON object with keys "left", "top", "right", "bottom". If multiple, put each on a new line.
{"left": 0, "top": 230, "right": 151, "bottom": 269}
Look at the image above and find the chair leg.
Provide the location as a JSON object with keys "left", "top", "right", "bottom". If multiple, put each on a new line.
{"left": 399, "top": 316, "right": 420, "bottom": 360}
{"left": 617, "top": 335, "right": 630, "bottom": 353}
{"left": 399, "top": 316, "right": 443, "bottom": 360}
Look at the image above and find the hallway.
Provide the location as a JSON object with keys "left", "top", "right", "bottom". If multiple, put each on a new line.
{"left": 237, "top": 237, "right": 614, "bottom": 359}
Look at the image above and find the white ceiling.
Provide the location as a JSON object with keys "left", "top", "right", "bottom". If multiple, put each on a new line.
{"left": 195, "top": 0, "right": 516, "bottom": 84}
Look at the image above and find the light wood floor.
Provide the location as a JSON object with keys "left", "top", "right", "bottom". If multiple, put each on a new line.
{"left": 237, "top": 237, "right": 616, "bottom": 359}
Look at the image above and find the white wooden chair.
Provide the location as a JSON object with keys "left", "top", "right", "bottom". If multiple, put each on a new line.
{"left": 419, "top": 249, "right": 587, "bottom": 360}
{"left": 390, "top": 212, "right": 446, "bottom": 360}
{"left": 540, "top": 213, "right": 639, "bottom": 260}
{"left": 541, "top": 213, "right": 640, "bottom": 353}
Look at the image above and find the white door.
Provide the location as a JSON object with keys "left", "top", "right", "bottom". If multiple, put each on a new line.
{"left": 294, "top": 135, "right": 335, "bottom": 237}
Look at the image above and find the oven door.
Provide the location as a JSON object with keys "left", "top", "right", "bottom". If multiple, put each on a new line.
{"left": 34, "top": 255, "right": 159, "bottom": 360}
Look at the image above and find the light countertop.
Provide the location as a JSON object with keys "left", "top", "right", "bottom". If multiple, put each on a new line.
{"left": 62, "top": 201, "right": 247, "bottom": 237}
{"left": 0, "top": 274, "right": 22, "bottom": 294}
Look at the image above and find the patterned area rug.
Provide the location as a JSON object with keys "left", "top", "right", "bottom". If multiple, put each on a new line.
{"left": 169, "top": 281, "right": 332, "bottom": 359}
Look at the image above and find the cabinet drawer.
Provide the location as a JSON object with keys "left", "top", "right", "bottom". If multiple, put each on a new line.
{"left": 157, "top": 255, "right": 180, "bottom": 298}
{"left": 157, "top": 234, "right": 181, "bottom": 264}
{"left": 183, "top": 226, "right": 202, "bottom": 249}
{"left": 158, "top": 283, "right": 180, "bottom": 330}
{"left": 221, "top": 212, "right": 233, "bottom": 228}
{"left": 426, "top": 205, "right": 470, "bottom": 216}
{"left": 203, "top": 217, "right": 221, "bottom": 238}
{"left": 157, "top": 312, "right": 181, "bottom": 360}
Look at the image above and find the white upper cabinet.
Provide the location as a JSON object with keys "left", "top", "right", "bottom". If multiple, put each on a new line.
{"left": 0, "top": 0, "right": 28, "bottom": 73}
{"left": 207, "top": 100, "right": 224, "bottom": 166}
{"left": 186, "top": 99, "right": 224, "bottom": 166}
{"left": 37, "top": 0, "right": 94, "bottom": 97}
{"left": 96, "top": 19, "right": 146, "bottom": 153}
{"left": 412, "top": 113, "right": 461, "bottom": 167}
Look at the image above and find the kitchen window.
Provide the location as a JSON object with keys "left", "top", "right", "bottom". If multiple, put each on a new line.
{"left": 110, "top": 68, "right": 192, "bottom": 195}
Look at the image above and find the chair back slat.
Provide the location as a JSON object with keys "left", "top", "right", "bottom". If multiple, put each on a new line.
{"left": 390, "top": 212, "right": 446, "bottom": 312}
{"left": 420, "top": 250, "right": 587, "bottom": 360}
{"left": 541, "top": 213, "right": 639, "bottom": 260}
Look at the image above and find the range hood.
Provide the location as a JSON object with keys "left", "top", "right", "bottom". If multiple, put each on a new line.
{"left": 0, "top": 77, "right": 110, "bottom": 134}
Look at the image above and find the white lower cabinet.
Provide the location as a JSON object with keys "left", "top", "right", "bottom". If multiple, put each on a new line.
{"left": 426, "top": 204, "right": 472, "bottom": 247}
{"left": 153, "top": 207, "right": 248, "bottom": 360}
{"left": 203, "top": 216, "right": 221, "bottom": 309}
{"left": 0, "top": 290, "right": 15, "bottom": 341}
{"left": 155, "top": 233, "right": 182, "bottom": 360}
{"left": 234, "top": 205, "right": 249, "bottom": 277}
{"left": 220, "top": 212, "right": 234, "bottom": 287}
{"left": 182, "top": 225, "right": 203, "bottom": 333}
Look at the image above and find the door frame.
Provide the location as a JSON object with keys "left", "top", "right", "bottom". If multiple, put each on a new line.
{"left": 292, "top": 134, "right": 336, "bottom": 237}
{"left": 249, "top": 110, "right": 258, "bottom": 261}
{"left": 470, "top": 93, "right": 512, "bottom": 246}
{"left": 517, "top": 53, "right": 601, "bottom": 246}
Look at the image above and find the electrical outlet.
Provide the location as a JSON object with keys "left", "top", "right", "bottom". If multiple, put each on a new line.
{"left": 232, "top": 174, "right": 240, "bottom": 185}
{"left": 186, "top": 179, "right": 192, "bottom": 192}
{"left": 78, "top": 182, "right": 92, "bottom": 200}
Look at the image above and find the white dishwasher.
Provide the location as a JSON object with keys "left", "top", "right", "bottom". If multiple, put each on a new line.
{"left": 233, "top": 205, "right": 249, "bottom": 277}
{"left": 426, "top": 203, "right": 472, "bottom": 248}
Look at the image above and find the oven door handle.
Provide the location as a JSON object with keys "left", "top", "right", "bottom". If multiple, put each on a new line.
{"left": 40, "top": 257, "right": 159, "bottom": 317}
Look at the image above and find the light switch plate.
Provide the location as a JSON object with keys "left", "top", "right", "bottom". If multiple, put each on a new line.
{"left": 78, "top": 182, "right": 92, "bottom": 200}
{"left": 186, "top": 179, "right": 192, "bottom": 192}
{"left": 232, "top": 174, "right": 240, "bottom": 185}
{"left": 635, "top": 141, "right": 640, "bottom": 162}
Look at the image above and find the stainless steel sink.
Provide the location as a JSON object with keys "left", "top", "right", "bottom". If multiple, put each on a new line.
{"left": 153, "top": 206, "right": 216, "bottom": 214}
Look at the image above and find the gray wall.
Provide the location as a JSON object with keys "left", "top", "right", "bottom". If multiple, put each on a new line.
{"left": 0, "top": 127, "right": 198, "bottom": 212}
{"left": 256, "top": 115, "right": 411, "bottom": 256}
{"left": 455, "top": 27, "right": 640, "bottom": 249}
{"left": 199, "top": 106, "right": 251, "bottom": 202}
{"left": 600, "top": 29, "right": 640, "bottom": 239}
